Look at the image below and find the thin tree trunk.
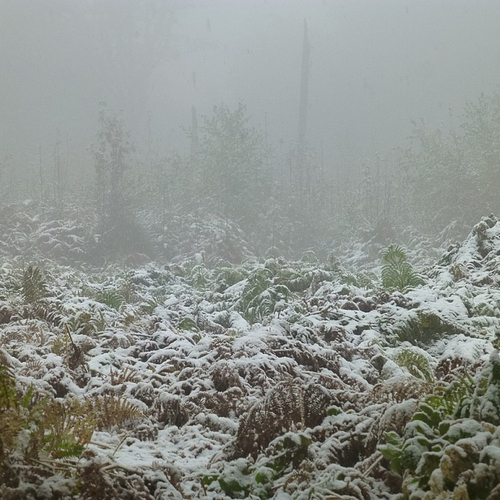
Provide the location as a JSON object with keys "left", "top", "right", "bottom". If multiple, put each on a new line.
{"left": 297, "top": 20, "right": 310, "bottom": 150}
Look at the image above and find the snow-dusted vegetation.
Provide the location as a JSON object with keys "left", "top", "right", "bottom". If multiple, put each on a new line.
{"left": 4, "top": 3, "right": 500, "bottom": 498}
{"left": 2, "top": 211, "right": 500, "bottom": 499}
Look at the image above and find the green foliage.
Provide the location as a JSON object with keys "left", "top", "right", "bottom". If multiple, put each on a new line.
{"left": 387, "top": 311, "right": 456, "bottom": 346}
{"left": 22, "top": 265, "right": 48, "bottom": 304}
{"left": 262, "top": 433, "right": 312, "bottom": 475}
{"left": 238, "top": 267, "right": 291, "bottom": 323}
{"left": 30, "top": 398, "right": 94, "bottom": 459}
{"left": 426, "top": 372, "right": 475, "bottom": 419}
{"left": 393, "top": 349, "right": 435, "bottom": 382}
{"left": 0, "top": 363, "right": 94, "bottom": 466}
{"left": 188, "top": 263, "right": 211, "bottom": 290}
{"left": 95, "top": 288, "right": 124, "bottom": 310}
{"left": 213, "top": 265, "right": 248, "bottom": 292}
{"left": 176, "top": 316, "right": 199, "bottom": 332}
{"left": 202, "top": 459, "right": 256, "bottom": 499}
{"left": 64, "top": 309, "right": 106, "bottom": 335}
{"left": 379, "top": 358, "right": 500, "bottom": 499}
{"left": 381, "top": 245, "right": 424, "bottom": 292}
{"left": 470, "top": 351, "right": 500, "bottom": 425}
{"left": 341, "top": 271, "right": 376, "bottom": 289}
{"left": 0, "top": 364, "right": 19, "bottom": 458}
{"left": 203, "top": 433, "right": 311, "bottom": 499}
{"left": 139, "top": 294, "right": 164, "bottom": 314}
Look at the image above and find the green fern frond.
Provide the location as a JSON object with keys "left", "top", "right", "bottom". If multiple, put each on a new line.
{"left": 214, "top": 266, "right": 248, "bottom": 292}
{"left": 95, "top": 289, "right": 124, "bottom": 310}
{"left": 189, "top": 264, "right": 211, "bottom": 290}
{"left": 238, "top": 268, "right": 273, "bottom": 313}
{"left": 0, "top": 364, "right": 18, "bottom": 411}
{"left": 244, "top": 284, "right": 290, "bottom": 323}
{"left": 381, "top": 245, "right": 424, "bottom": 292}
{"left": 22, "top": 265, "right": 48, "bottom": 304}
{"left": 427, "top": 373, "right": 474, "bottom": 418}
{"left": 393, "top": 348, "right": 435, "bottom": 382}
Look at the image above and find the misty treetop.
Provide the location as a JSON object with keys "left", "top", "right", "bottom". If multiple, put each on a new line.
{"left": 195, "top": 103, "right": 271, "bottom": 233}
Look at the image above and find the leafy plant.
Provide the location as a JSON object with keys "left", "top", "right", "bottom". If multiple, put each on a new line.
{"left": 0, "top": 363, "right": 94, "bottom": 465}
{"left": 95, "top": 288, "right": 124, "bottom": 310}
{"left": 393, "top": 348, "right": 435, "bottom": 382}
{"left": 381, "top": 244, "right": 424, "bottom": 292}
{"left": 379, "top": 356, "right": 500, "bottom": 499}
{"left": 0, "top": 364, "right": 19, "bottom": 456}
{"left": 387, "top": 310, "right": 458, "bottom": 346}
{"left": 189, "top": 263, "right": 211, "bottom": 290}
{"left": 203, "top": 433, "right": 311, "bottom": 499}
{"left": 86, "top": 395, "right": 144, "bottom": 431}
{"left": 22, "top": 265, "right": 48, "bottom": 304}
{"left": 32, "top": 398, "right": 95, "bottom": 459}
{"left": 139, "top": 295, "right": 164, "bottom": 314}
{"left": 236, "top": 265, "right": 297, "bottom": 323}
{"left": 213, "top": 265, "right": 248, "bottom": 292}
{"left": 63, "top": 308, "right": 106, "bottom": 335}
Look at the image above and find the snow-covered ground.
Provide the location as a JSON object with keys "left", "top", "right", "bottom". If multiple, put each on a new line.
{"left": 2, "top": 216, "right": 500, "bottom": 499}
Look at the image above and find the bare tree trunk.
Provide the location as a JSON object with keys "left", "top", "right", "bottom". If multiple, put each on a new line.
{"left": 297, "top": 20, "right": 311, "bottom": 199}
{"left": 297, "top": 20, "right": 310, "bottom": 150}
{"left": 190, "top": 105, "right": 199, "bottom": 157}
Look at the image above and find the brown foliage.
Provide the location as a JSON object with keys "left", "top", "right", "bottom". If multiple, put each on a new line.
{"left": 234, "top": 380, "right": 333, "bottom": 458}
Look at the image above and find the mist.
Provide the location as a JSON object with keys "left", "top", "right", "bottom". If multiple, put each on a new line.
{"left": 3, "top": 0, "right": 500, "bottom": 163}
{"left": 2, "top": 0, "right": 500, "bottom": 262}
{"left": 4, "top": 3, "right": 500, "bottom": 496}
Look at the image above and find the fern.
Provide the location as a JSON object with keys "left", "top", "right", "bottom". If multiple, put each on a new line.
{"left": 0, "top": 364, "right": 17, "bottom": 408}
{"left": 189, "top": 264, "right": 211, "bottom": 290}
{"left": 381, "top": 244, "right": 424, "bottom": 292}
{"left": 0, "top": 365, "right": 93, "bottom": 463}
{"left": 0, "top": 364, "right": 19, "bottom": 457}
{"left": 213, "top": 265, "right": 248, "bottom": 292}
{"left": 139, "top": 295, "right": 164, "bottom": 314}
{"left": 388, "top": 310, "right": 461, "bottom": 346}
{"left": 110, "top": 366, "right": 140, "bottom": 385}
{"left": 249, "top": 284, "right": 290, "bottom": 322}
{"left": 378, "top": 366, "right": 495, "bottom": 499}
{"left": 236, "top": 268, "right": 290, "bottom": 322}
{"left": 238, "top": 268, "right": 273, "bottom": 315}
{"left": 95, "top": 288, "right": 124, "bottom": 310}
{"left": 86, "top": 395, "right": 144, "bottom": 430}
{"left": 30, "top": 398, "right": 94, "bottom": 459}
{"left": 22, "top": 265, "right": 48, "bottom": 304}
{"left": 426, "top": 372, "right": 475, "bottom": 418}
{"left": 278, "top": 270, "right": 311, "bottom": 293}
{"left": 393, "top": 348, "right": 435, "bottom": 382}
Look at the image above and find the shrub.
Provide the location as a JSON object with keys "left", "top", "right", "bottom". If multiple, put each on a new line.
{"left": 379, "top": 354, "right": 500, "bottom": 499}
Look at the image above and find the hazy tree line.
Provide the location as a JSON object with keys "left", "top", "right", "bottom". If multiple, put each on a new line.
{"left": 2, "top": 88, "right": 500, "bottom": 265}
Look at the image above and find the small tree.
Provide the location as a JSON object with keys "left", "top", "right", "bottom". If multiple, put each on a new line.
{"left": 90, "top": 105, "right": 143, "bottom": 257}
{"left": 402, "top": 90, "right": 500, "bottom": 234}
{"left": 195, "top": 103, "right": 271, "bottom": 236}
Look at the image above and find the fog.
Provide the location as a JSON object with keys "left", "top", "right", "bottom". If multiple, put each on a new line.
{"left": 2, "top": 0, "right": 500, "bottom": 262}
{"left": 3, "top": 0, "right": 500, "bottom": 166}
{"left": 6, "top": 4, "right": 500, "bottom": 497}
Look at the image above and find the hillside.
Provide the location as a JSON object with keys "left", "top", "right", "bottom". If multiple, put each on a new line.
{"left": 1, "top": 216, "right": 500, "bottom": 499}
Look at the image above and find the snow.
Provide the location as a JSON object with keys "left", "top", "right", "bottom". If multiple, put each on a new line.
{"left": 3, "top": 219, "right": 500, "bottom": 498}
